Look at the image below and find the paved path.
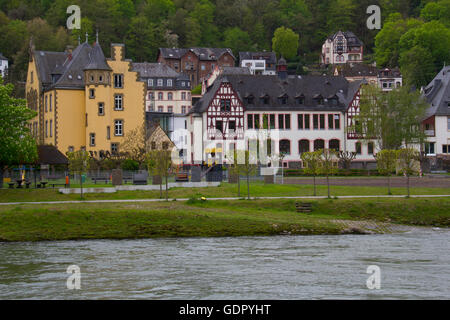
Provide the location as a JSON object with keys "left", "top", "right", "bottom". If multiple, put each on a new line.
{"left": 0, "top": 194, "right": 449, "bottom": 206}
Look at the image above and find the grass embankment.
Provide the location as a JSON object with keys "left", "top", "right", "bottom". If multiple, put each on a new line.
{"left": 0, "top": 181, "right": 449, "bottom": 203}
{"left": 0, "top": 198, "right": 448, "bottom": 242}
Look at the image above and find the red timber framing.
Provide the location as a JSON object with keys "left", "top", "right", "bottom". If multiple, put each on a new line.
{"left": 346, "top": 88, "right": 361, "bottom": 139}
{"left": 207, "top": 81, "right": 244, "bottom": 140}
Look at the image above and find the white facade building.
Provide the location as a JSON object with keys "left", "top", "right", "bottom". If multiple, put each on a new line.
{"left": 239, "top": 52, "right": 277, "bottom": 75}
{"left": 0, "top": 53, "right": 8, "bottom": 78}
{"left": 187, "top": 73, "right": 376, "bottom": 168}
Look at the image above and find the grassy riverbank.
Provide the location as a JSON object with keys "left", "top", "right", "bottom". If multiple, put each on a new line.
{"left": 0, "top": 181, "right": 449, "bottom": 203}
{"left": 0, "top": 198, "right": 448, "bottom": 242}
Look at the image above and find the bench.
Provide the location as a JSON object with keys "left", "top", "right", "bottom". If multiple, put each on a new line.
{"left": 175, "top": 173, "right": 189, "bottom": 182}
{"left": 295, "top": 202, "right": 312, "bottom": 213}
{"left": 92, "top": 177, "right": 109, "bottom": 184}
{"left": 133, "top": 174, "right": 148, "bottom": 185}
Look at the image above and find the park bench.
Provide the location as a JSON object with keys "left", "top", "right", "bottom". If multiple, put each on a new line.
{"left": 295, "top": 202, "right": 312, "bottom": 213}
{"left": 92, "top": 177, "right": 110, "bottom": 184}
{"left": 175, "top": 173, "right": 189, "bottom": 182}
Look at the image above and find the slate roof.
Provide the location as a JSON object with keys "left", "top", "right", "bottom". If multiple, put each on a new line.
{"left": 192, "top": 74, "right": 363, "bottom": 114}
{"left": 221, "top": 66, "right": 251, "bottom": 75}
{"left": 378, "top": 67, "right": 402, "bottom": 78}
{"left": 159, "top": 47, "right": 235, "bottom": 61}
{"left": 337, "top": 63, "right": 378, "bottom": 77}
{"left": 328, "top": 31, "right": 363, "bottom": 47}
{"left": 84, "top": 42, "right": 111, "bottom": 71}
{"left": 132, "top": 62, "right": 180, "bottom": 78}
{"left": 423, "top": 66, "right": 450, "bottom": 117}
{"left": 33, "top": 42, "right": 112, "bottom": 91}
{"left": 37, "top": 145, "right": 68, "bottom": 165}
{"left": 0, "top": 53, "right": 7, "bottom": 60}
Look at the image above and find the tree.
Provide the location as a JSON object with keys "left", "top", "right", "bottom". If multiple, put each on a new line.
{"left": 399, "top": 46, "right": 437, "bottom": 88}
{"left": 145, "top": 149, "right": 174, "bottom": 200}
{"left": 375, "top": 149, "right": 398, "bottom": 195}
{"left": 223, "top": 27, "right": 252, "bottom": 57}
{"left": 354, "top": 85, "right": 428, "bottom": 150}
{"left": 120, "top": 123, "right": 147, "bottom": 167}
{"left": 272, "top": 26, "right": 299, "bottom": 60}
{"left": 67, "top": 150, "right": 90, "bottom": 199}
{"left": 318, "top": 148, "right": 338, "bottom": 198}
{"left": 227, "top": 148, "right": 241, "bottom": 198}
{"left": 338, "top": 151, "right": 356, "bottom": 171}
{"left": 397, "top": 148, "right": 420, "bottom": 197}
{"left": 125, "top": 15, "right": 161, "bottom": 62}
{"left": 0, "top": 79, "right": 37, "bottom": 187}
{"left": 301, "top": 150, "right": 321, "bottom": 196}
{"left": 235, "top": 150, "right": 257, "bottom": 200}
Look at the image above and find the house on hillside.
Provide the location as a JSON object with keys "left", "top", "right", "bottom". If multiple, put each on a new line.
{"left": 321, "top": 31, "right": 364, "bottom": 65}
{"left": 239, "top": 51, "right": 277, "bottom": 75}
{"left": 157, "top": 48, "right": 235, "bottom": 88}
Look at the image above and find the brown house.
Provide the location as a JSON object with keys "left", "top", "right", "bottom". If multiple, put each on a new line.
{"left": 157, "top": 48, "right": 236, "bottom": 88}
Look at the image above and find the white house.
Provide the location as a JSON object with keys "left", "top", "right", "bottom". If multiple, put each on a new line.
{"left": 378, "top": 67, "right": 402, "bottom": 91}
{"left": 321, "top": 31, "right": 363, "bottom": 65}
{"left": 422, "top": 66, "right": 450, "bottom": 165}
{"left": 0, "top": 53, "right": 8, "bottom": 78}
{"left": 239, "top": 52, "right": 277, "bottom": 75}
{"left": 187, "top": 68, "right": 375, "bottom": 168}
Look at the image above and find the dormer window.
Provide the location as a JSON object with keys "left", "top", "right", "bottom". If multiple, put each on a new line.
{"left": 157, "top": 79, "right": 163, "bottom": 86}
{"left": 167, "top": 79, "right": 173, "bottom": 86}
{"left": 296, "top": 95, "right": 305, "bottom": 105}
{"left": 148, "top": 79, "right": 154, "bottom": 86}
{"left": 260, "top": 95, "right": 270, "bottom": 104}
{"left": 245, "top": 95, "right": 254, "bottom": 104}
{"left": 278, "top": 94, "right": 288, "bottom": 105}
{"left": 99, "top": 75, "right": 103, "bottom": 82}
{"left": 314, "top": 94, "right": 324, "bottom": 105}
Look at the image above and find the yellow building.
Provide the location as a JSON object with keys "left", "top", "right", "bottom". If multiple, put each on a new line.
{"left": 26, "top": 39, "right": 146, "bottom": 156}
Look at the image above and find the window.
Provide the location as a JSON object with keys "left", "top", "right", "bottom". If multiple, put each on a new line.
{"left": 114, "top": 120, "right": 123, "bottom": 136}
{"left": 182, "top": 92, "right": 186, "bottom": 100}
{"left": 89, "top": 89, "right": 95, "bottom": 99}
{"left": 158, "top": 92, "right": 163, "bottom": 100}
{"left": 368, "top": 142, "right": 374, "bottom": 155}
{"left": 319, "top": 114, "right": 325, "bottom": 129}
{"left": 328, "top": 114, "right": 340, "bottom": 129}
{"left": 220, "top": 99, "right": 231, "bottom": 112}
{"left": 182, "top": 106, "right": 186, "bottom": 114}
{"left": 167, "top": 92, "right": 173, "bottom": 100}
{"left": 299, "top": 140, "right": 310, "bottom": 154}
{"left": 114, "top": 74, "right": 123, "bottom": 88}
{"left": 45, "top": 120, "right": 48, "bottom": 137}
{"left": 216, "top": 120, "right": 223, "bottom": 133}
{"left": 162, "top": 142, "right": 169, "bottom": 150}
{"left": 151, "top": 141, "right": 156, "bottom": 150}
{"left": 167, "top": 79, "right": 173, "bottom": 86}
{"left": 247, "top": 114, "right": 254, "bottom": 129}
{"left": 201, "top": 64, "right": 205, "bottom": 70}
{"left": 229, "top": 120, "right": 236, "bottom": 131}
{"left": 448, "top": 116, "right": 450, "bottom": 130}
{"left": 49, "top": 120, "right": 53, "bottom": 137}
{"left": 279, "top": 139, "right": 291, "bottom": 155}
{"left": 279, "top": 95, "right": 288, "bottom": 104}
{"left": 443, "top": 145, "right": 449, "bottom": 154}
{"left": 49, "top": 94, "right": 52, "bottom": 111}
{"left": 278, "top": 114, "right": 290, "bottom": 130}
{"left": 298, "top": 114, "right": 310, "bottom": 130}
{"left": 181, "top": 82, "right": 185, "bottom": 87}
{"left": 168, "top": 106, "right": 173, "bottom": 113}
{"left": 114, "top": 94, "right": 123, "bottom": 110}
{"left": 158, "top": 106, "right": 163, "bottom": 112}
{"left": 68, "top": 146, "right": 74, "bottom": 153}
{"left": 296, "top": 96, "right": 305, "bottom": 104}
{"left": 148, "top": 79, "right": 153, "bottom": 86}
{"left": 99, "top": 75, "right": 103, "bottom": 82}
{"left": 329, "top": 139, "right": 340, "bottom": 151}
{"left": 157, "top": 79, "right": 163, "bottom": 86}
{"left": 111, "top": 143, "right": 118, "bottom": 154}
{"left": 107, "top": 126, "right": 110, "bottom": 140}
{"left": 425, "top": 142, "right": 435, "bottom": 155}
{"left": 261, "top": 96, "right": 270, "bottom": 104}
{"left": 314, "top": 139, "right": 324, "bottom": 151}
{"left": 356, "top": 142, "right": 362, "bottom": 155}
{"left": 90, "top": 133, "right": 96, "bottom": 146}
{"left": 45, "top": 96, "right": 48, "bottom": 112}
{"left": 98, "top": 102, "right": 105, "bottom": 115}
{"left": 30, "top": 71, "right": 34, "bottom": 84}
{"left": 313, "top": 115, "right": 319, "bottom": 130}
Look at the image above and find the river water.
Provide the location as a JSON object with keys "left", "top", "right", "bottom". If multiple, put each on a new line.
{"left": 0, "top": 229, "right": 448, "bottom": 299}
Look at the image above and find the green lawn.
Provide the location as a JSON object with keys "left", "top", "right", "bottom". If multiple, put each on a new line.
{"left": 0, "top": 198, "right": 448, "bottom": 242}
{"left": 0, "top": 181, "right": 449, "bottom": 203}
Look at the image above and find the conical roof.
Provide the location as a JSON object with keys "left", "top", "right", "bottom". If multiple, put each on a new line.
{"left": 84, "top": 42, "right": 111, "bottom": 71}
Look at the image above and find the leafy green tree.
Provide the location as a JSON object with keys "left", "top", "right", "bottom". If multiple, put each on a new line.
{"left": 272, "top": 26, "right": 299, "bottom": 60}
{"left": 0, "top": 78, "right": 37, "bottom": 187}
{"left": 318, "top": 148, "right": 338, "bottom": 198}
{"left": 143, "top": 0, "right": 175, "bottom": 23}
{"left": 397, "top": 148, "right": 420, "bottom": 197}
{"left": 301, "top": 150, "right": 321, "bottom": 196}
{"left": 354, "top": 85, "right": 428, "bottom": 150}
{"left": 420, "top": 0, "right": 450, "bottom": 27}
{"left": 375, "top": 149, "right": 398, "bottom": 195}
{"left": 145, "top": 150, "right": 173, "bottom": 200}
{"left": 223, "top": 27, "right": 252, "bottom": 57}
{"left": 67, "top": 150, "right": 90, "bottom": 199}
{"left": 126, "top": 15, "right": 161, "bottom": 62}
{"left": 399, "top": 45, "right": 437, "bottom": 88}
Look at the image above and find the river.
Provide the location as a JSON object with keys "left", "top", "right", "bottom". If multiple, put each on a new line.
{"left": 0, "top": 229, "right": 448, "bottom": 299}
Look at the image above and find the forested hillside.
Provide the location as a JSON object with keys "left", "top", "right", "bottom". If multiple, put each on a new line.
{"left": 0, "top": 0, "right": 449, "bottom": 96}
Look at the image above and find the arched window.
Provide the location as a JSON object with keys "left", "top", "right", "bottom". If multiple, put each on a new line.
{"left": 279, "top": 139, "right": 291, "bottom": 155}
{"left": 167, "top": 92, "right": 173, "bottom": 100}
{"left": 314, "top": 139, "right": 324, "bottom": 151}
{"left": 298, "top": 139, "right": 310, "bottom": 154}
{"left": 329, "top": 139, "right": 340, "bottom": 151}
{"left": 158, "top": 92, "right": 163, "bottom": 100}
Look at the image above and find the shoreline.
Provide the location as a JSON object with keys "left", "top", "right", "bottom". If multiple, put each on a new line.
{"left": 0, "top": 198, "right": 448, "bottom": 242}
